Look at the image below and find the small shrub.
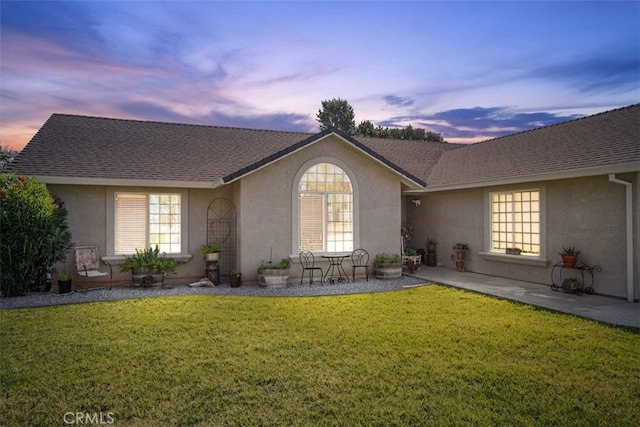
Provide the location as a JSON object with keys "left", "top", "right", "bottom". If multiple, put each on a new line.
{"left": 120, "top": 245, "right": 181, "bottom": 275}
{"left": 374, "top": 253, "right": 402, "bottom": 264}
{"left": 260, "top": 258, "right": 291, "bottom": 270}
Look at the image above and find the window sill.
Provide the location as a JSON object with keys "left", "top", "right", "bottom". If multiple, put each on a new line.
{"left": 102, "top": 254, "right": 193, "bottom": 265}
{"left": 479, "top": 252, "right": 550, "bottom": 267}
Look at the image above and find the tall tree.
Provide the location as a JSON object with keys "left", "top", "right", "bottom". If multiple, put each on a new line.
{"left": 316, "top": 98, "right": 356, "bottom": 135}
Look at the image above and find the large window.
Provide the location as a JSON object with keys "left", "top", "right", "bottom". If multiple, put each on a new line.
{"left": 299, "top": 163, "right": 353, "bottom": 252}
{"left": 491, "top": 190, "right": 540, "bottom": 255}
{"left": 115, "top": 193, "right": 181, "bottom": 255}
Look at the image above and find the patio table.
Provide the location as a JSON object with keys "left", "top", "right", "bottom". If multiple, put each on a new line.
{"left": 321, "top": 254, "right": 350, "bottom": 284}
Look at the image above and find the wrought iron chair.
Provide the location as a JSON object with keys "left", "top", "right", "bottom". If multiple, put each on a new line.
{"left": 351, "top": 248, "right": 370, "bottom": 282}
{"left": 74, "top": 246, "right": 113, "bottom": 292}
{"left": 299, "top": 251, "right": 323, "bottom": 285}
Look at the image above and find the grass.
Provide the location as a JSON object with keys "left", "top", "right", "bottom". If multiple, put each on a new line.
{"left": 1, "top": 285, "right": 639, "bottom": 426}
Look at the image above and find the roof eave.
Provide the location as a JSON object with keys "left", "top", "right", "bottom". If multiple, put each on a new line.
{"left": 222, "top": 128, "right": 426, "bottom": 189}
{"left": 409, "top": 163, "right": 640, "bottom": 193}
{"left": 32, "top": 176, "right": 224, "bottom": 189}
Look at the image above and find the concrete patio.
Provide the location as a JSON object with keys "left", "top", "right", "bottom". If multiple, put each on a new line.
{"left": 407, "top": 266, "right": 639, "bottom": 328}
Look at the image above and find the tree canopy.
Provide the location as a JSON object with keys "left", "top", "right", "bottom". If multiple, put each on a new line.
{"left": 356, "top": 121, "right": 444, "bottom": 142}
{"left": 316, "top": 99, "right": 446, "bottom": 142}
{"left": 316, "top": 98, "right": 356, "bottom": 134}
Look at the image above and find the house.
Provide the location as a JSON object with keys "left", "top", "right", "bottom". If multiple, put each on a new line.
{"left": 9, "top": 104, "right": 639, "bottom": 301}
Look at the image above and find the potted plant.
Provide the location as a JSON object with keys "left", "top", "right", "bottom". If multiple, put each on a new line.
{"left": 200, "top": 243, "right": 222, "bottom": 262}
{"left": 452, "top": 243, "right": 469, "bottom": 271}
{"left": 558, "top": 246, "right": 580, "bottom": 268}
{"left": 403, "top": 248, "right": 421, "bottom": 263}
{"left": 58, "top": 272, "right": 72, "bottom": 294}
{"left": 562, "top": 277, "right": 581, "bottom": 294}
{"left": 258, "top": 258, "right": 291, "bottom": 288}
{"left": 229, "top": 271, "right": 242, "bottom": 288}
{"left": 374, "top": 253, "right": 403, "bottom": 279}
{"left": 426, "top": 237, "right": 438, "bottom": 254}
{"left": 120, "top": 245, "right": 180, "bottom": 286}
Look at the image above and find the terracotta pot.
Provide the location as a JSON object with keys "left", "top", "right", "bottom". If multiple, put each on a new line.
{"left": 562, "top": 255, "right": 578, "bottom": 268}
{"left": 456, "top": 250, "right": 466, "bottom": 260}
{"left": 455, "top": 261, "right": 465, "bottom": 271}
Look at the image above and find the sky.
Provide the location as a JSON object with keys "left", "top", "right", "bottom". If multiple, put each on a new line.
{"left": 1, "top": 1, "right": 639, "bottom": 151}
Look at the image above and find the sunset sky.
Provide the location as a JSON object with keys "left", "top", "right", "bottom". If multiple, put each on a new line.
{"left": 1, "top": 1, "right": 639, "bottom": 151}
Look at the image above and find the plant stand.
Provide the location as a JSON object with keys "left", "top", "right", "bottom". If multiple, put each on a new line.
{"left": 206, "top": 260, "right": 220, "bottom": 285}
{"left": 551, "top": 261, "right": 601, "bottom": 295}
{"left": 426, "top": 251, "right": 436, "bottom": 267}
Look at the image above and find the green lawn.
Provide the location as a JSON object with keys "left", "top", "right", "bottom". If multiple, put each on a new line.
{"left": 1, "top": 285, "right": 638, "bottom": 426}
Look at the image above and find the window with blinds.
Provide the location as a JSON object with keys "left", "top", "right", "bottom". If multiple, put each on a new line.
{"left": 298, "top": 163, "right": 353, "bottom": 252}
{"left": 491, "top": 190, "right": 540, "bottom": 255}
{"left": 115, "top": 193, "right": 181, "bottom": 255}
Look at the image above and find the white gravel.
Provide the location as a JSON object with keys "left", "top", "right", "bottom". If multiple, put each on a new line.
{"left": 1, "top": 275, "right": 429, "bottom": 309}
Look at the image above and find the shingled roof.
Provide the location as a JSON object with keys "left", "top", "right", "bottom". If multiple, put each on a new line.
{"left": 9, "top": 114, "right": 429, "bottom": 188}
{"left": 425, "top": 103, "right": 640, "bottom": 190}
{"left": 9, "top": 104, "right": 639, "bottom": 190}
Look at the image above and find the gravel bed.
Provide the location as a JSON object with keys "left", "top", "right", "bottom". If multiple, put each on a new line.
{"left": 0, "top": 275, "right": 429, "bottom": 309}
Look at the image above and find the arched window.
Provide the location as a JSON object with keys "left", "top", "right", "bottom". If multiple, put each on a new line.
{"left": 298, "top": 163, "right": 353, "bottom": 252}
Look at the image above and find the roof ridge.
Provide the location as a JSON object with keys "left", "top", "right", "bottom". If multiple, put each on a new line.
{"left": 49, "top": 113, "right": 314, "bottom": 135}
{"left": 457, "top": 103, "right": 640, "bottom": 149}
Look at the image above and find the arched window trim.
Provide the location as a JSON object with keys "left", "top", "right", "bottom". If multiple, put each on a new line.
{"left": 291, "top": 157, "right": 359, "bottom": 255}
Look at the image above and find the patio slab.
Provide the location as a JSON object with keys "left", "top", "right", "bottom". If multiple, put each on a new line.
{"left": 408, "top": 266, "right": 640, "bottom": 328}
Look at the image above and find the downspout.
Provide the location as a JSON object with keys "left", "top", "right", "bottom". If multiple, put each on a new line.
{"left": 608, "top": 174, "right": 634, "bottom": 302}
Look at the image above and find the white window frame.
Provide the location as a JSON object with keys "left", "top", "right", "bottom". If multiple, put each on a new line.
{"left": 490, "top": 189, "right": 541, "bottom": 255}
{"left": 292, "top": 158, "right": 359, "bottom": 255}
{"left": 106, "top": 188, "right": 189, "bottom": 256}
{"left": 480, "top": 185, "right": 549, "bottom": 267}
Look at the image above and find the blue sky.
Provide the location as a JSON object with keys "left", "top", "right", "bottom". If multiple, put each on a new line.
{"left": 1, "top": 1, "right": 639, "bottom": 150}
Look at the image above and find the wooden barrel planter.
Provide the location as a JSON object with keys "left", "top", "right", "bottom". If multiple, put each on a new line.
{"left": 374, "top": 262, "right": 403, "bottom": 279}
{"left": 258, "top": 269, "right": 290, "bottom": 288}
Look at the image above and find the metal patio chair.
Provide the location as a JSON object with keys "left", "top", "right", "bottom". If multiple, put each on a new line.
{"left": 74, "top": 246, "right": 113, "bottom": 292}
{"left": 351, "top": 248, "right": 370, "bottom": 282}
{"left": 299, "top": 251, "right": 323, "bottom": 285}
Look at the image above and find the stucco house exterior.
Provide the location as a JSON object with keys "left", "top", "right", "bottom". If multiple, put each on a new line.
{"left": 9, "top": 104, "right": 639, "bottom": 301}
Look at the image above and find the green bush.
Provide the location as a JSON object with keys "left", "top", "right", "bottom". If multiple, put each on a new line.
{"left": 119, "top": 245, "right": 181, "bottom": 276}
{"left": 260, "top": 258, "right": 291, "bottom": 270}
{"left": 0, "top": 174, "right": 73, "bottom": 296}
{"left": 374, "top": 253, "right": 402, "bottom": 264}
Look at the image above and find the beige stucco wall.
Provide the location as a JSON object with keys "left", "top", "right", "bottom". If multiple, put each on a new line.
{"left": 47, "top": 135, "right": 406, "bottom": 287}
{"left": 47, "top": 184, "right": 240, "bottom": 286}
{"left": 406, "top": 173, "right": 639, "bottom": 300}
{"left": 238, "top": 134, "right": 403, "bottom": 283}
